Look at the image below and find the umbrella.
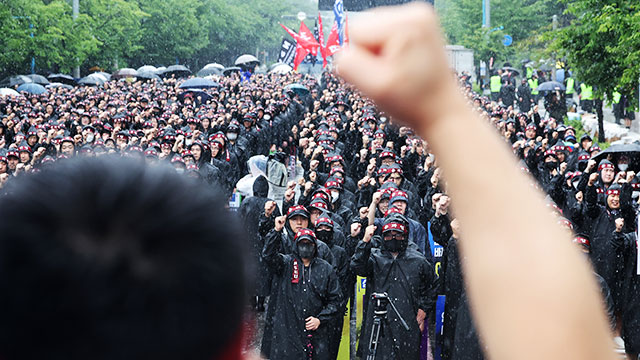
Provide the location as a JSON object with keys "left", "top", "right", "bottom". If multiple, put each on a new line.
{"left": 223, "top": 67, "right": 242, "bottom": 76}
{"left": 197, "top": 67, "right": 222, "bottom": 77}
{"left": 154, "top": 66, "right": 167, "bottom": 74}
{"left": 25, "top": 74, "right": 50, "bottom": 85}
{"left": 46, "top": 83, "right": 74, "bottom": 90}
{"left": 78, "top": 76, "right": 103, "bottom": 86}
{"left": 203, "top": 63, "right": 224, "bottom": 70}
{"left": 178, "top": 90, "right": 211, "bottom": 104}
{"left": 179, "top": 77, "right": 219, "bottom": 89}
{"left": 592, "top": 143, "right": 640, "bottom": 163}
{"left": 48, "top": 73, "right": 76, "bottom": 85}
{"left": 137, "top": 65, "right": 157, "bottom": 73}
{"left": 234, "top": 54, "right": 260, "bottom": 66}
{"left": 537, "top": 81, "right": 566, "bottom": 92}
{"left": 137, "top": 71, "right": 162, "bottom": 81}
{"left": 502, "top": 67, "right": 520, "bottom": 76}
{"left": 161, "top": 65, "right": 192, "bottom": 78}
{"left": 0, "top": 75, "right": 32, "bottom": 87}
{"left": 0, "top": 88, "right": 22, "bottom": 97}
{"left": 270, "top": 63, "right": 293, "bottom": 75}
{"left": 284, "top": 83, "right": 310, "bottom": 97}
{"left": 87, "top": 73, "right": 108, "bottom": 83}
{"left": 112, "top": 68, "right": 138, "bottom": 80}
{"left": 17, "top": 83, "right": 48, "bottom": 95}
{"left": 95, "top": 71, "right": 111, "bottom": 81}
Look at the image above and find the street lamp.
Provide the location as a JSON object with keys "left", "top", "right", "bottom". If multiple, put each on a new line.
{"left": 297, "top": 12, "right": 307, "bottom": 21}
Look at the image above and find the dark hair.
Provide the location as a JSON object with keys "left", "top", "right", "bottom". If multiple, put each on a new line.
{"left": 0, "top": 156, "right": 247, "bottom": 360}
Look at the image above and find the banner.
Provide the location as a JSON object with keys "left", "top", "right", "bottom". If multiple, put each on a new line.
{"left": 326, "top": 21, "right": 341, "bottom": 57}
{"left": 278, "top": 38, "right": 296, "bottom": 67}
{"left": 318, "top": 12, "right": 328, "bottom": 68}
{"left": 334, "top": 0, "right": 345, "bottom": 45}
{"left": 299, "top": 21, "right": 320, "bottom": 56}
{"left": 428, "top": 222, "right": 445, "bottom": 359}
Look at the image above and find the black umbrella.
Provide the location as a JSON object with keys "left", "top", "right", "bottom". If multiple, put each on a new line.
{"left": 537, "top": 81, "right": 566, "bottom": 92}
{"left": 137, "top": 71, "right": 162, "bottom": 81}
{"left": 25, "top": 74, "right": 50, "bottom": 85}
{"left": 593, "top": 143, "right": 640, "bottom": 160}
{"left": 222, "top": 67, "right": 242, "bottom": 76}
{"left": 0, "top": 75, "right": 33, "bottom": 87}
{"left": 502, "top": 67, "right": 521, "bottom": 76}
{"left": 178, "top": 90, "right": 211, "bottom": 105}
{"left": 161, "top": 65, "right": 192, "bottom": 78}
{"left": 48, "top": 73, "right": 76, "bottom": 85}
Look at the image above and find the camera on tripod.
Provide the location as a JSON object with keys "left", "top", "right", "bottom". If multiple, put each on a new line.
{"left": 371, "top": 292, "right": 390, "bottom": 316}
{"left": 367, "top": 292, "right": 410, "bottom": 360}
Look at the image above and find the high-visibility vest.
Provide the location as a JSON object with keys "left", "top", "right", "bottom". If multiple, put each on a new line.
{"left": 581, "top": 84, "right": 593, "bottom": 100}
{"left": 612, "top": 91, "right": 621, "bottom": 104}
{"left": 526, "top": 67, "right": 533, "bottom": 79}
{"left": 566, "top": 78, "right": 575, "bottom": 94}
{"left": 529, "top": 78, "right": 539, "bottom": 95}
{"left": 490, "top": 76, "right": 502, "bottom": 93}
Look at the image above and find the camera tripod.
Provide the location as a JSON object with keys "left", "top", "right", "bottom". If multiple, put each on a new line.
{"left": 367, "top": 292, "right": 410, "bottom": 360}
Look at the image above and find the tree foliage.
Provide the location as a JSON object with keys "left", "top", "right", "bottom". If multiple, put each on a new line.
{"left": 551, "top": 0, "right": 640, "bottom": 108}
{"left": 0, "top": 0, "right": 317, "bottom": 78}
{"left": 436, "top": 0, "right": 565, "bottom": 65}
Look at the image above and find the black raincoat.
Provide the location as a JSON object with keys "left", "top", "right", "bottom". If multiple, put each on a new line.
{"left": 262, "top": 231, "right": 342, "bottom": 360}
{"left": 350, "top": 239, "right": 436, "bottom": 359}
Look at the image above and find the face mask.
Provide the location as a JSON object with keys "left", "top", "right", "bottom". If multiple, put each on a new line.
{"left": 618, "top": 163, "right": 628, "bottom": 171}
{"left": 315, "top": 230, "right": 333, "bottom": 245}
{"left": 545, "top": 161, "right": 558, "bottom": 170}
{"left": 264, "top": 114, "right": 271, "bottom": 120}
{"left": 331, "top": 190, "right": 339, "bottom": 203}
{"left": 86, "top": 133, "right": 94, "bottom": 143}
{"left": 382, "top": 238, "right": 408, "bottom": 253}
{"left": 226, "top": 133, "right": 238, "bottom": 141}
{"left": 297, "top": 242, "right": 315, "bottom": 259}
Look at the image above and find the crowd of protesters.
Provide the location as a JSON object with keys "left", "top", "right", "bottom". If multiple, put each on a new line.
{"left": 0, "top": 62, "right": 638, "bottom": 359}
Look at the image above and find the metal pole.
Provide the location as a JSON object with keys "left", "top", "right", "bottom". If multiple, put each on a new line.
{"left": 485, "top": 0, "right": 490, "bottom": 29}
{"left": 72, "top": 0, "right": 80, "bottom": 78}
{"left": 29, "top": 23, "right": 34, "bottom": 74}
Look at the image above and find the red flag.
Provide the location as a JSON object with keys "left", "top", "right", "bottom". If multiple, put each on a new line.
{"left": 293, "top": 42, "right": 310, "bottom": 71}
{"left": 298, "top": 21, "right": 320, "bottom": 56}
{"left": 280, "top": 23, "right": 300, "bottom": 42}
{"left": 318, "top": 13, "right": 328, "bottom": 68}
{"left": 344, "top": 12, "right": 350, "bottom": 47}
{"left": 326, "top": 21, "right": 341, "bottom": 57}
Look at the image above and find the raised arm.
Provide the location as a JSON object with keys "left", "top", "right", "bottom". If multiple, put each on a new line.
{"left": 336, "top": 4, "right": 614, "bottom": 360}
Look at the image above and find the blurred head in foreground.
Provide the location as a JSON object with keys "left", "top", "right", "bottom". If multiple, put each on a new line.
{"left": 0, "top": 157, "right": 247, "bottom": 360}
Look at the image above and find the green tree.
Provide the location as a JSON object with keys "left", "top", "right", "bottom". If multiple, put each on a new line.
{"left": 551, "top": 0, "right": 640, "bottom": 141}
{"left": 81, "top": 0, "right": 148, "bottom": 72}
{"left": 0, "top": 0, "right": 98, "bottom": 77}
{"left": 135, "top": 0, "right": 209, "bottom": 67}
{"left": 436, "top": 0, "right": 565, "bottom": 66}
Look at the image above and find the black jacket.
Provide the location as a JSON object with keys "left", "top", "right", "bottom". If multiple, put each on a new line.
{"left": 350, "top": 239, "right": 436, "bottom": 359}
{"left": 262, "top": 232, "right": 342, "bottom": 360}
{"left": 583, "top": 182, "right": 636, "bottom": 308}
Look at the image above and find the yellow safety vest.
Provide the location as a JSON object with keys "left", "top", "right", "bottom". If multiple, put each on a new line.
{"left": 566, "top": 78, "right": 575, "bottom": 94}
{"left": 612, "top": 91, "right": 621, "bottom": 104}
{"left": 490, "top": 76, "right": 502, "bottom": 93}
{"left": 581, "top": 84, "right": 593, "bottom": 100}
{"left": 529, "top": 78, "right": 539, "bottom": 95}
{"left": 526, "top": 67, "right": 533, "bottom": 79}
